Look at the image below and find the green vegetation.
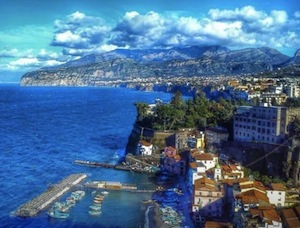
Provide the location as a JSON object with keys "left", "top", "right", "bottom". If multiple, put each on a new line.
{"left": 284, "top": 97, "right": 300, "bottom": 108}
{"left": 135, "top": 91, "right": 237, "bottom": 131}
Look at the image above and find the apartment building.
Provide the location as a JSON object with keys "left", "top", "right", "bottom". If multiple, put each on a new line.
{"left": 233, "top": 104, "right": 287, "bottom": 144}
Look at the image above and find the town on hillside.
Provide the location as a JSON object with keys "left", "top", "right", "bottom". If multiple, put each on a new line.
{"left": 129, "top": 76, "right": 300, "bottom": 228}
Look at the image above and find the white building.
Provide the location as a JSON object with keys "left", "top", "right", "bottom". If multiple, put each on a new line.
{"left": 286, "top": 84, "right": 300, "bottom": 98}
{"left": 234, "top": 104, "right": 287, "bottom": 144}
{"left": 192, "top": 153, "right": 218, "bottom": 171}
{"left": 266, "top": 183, "right": 286, "bottom": 208}
{"left": 192, "top": 178, "right": 224, "bottom": 217}
{"left": 137, "top": 140, "right": 153, "bottom": 155}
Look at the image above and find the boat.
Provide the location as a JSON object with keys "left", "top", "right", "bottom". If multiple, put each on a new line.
{"left": 101, "top": 191, "right": 109, "bottom": 195}
{"left": 93, "top": 202, "right": 102, "bottom": 206}
{"left": 88, "top": 210, "right": 101, "bottom": 215}
{"left": 89, "top": 205, "right": 101, "bottom": 210}
{"left": 48, "top": 209, "right": 69, "bottom": 219}
{"left": 93, "top": 199, "right": 103, "bottom": 204}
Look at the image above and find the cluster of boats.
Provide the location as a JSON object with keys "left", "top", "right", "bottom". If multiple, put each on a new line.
{"left": 159, "top": 205, "right": 184, "bottom": 227}
{"left": 47, "top": 190, "right": 85, "bottom": 219}
{"left": 88, "top": 191, "right": 109, "bottom": 216}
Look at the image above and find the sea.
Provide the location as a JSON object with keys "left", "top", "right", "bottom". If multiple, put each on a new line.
{"left": 0, "top": 84, "right": 172, "bottom": 228}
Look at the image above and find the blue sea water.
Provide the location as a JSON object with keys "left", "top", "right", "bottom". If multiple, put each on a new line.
{"left": 0, "top": 84, "right": 171, "bottom": 228}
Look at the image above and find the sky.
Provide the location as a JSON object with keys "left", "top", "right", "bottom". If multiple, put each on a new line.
{"left": 0, "top": 0, "right": 300, "bottom": 81}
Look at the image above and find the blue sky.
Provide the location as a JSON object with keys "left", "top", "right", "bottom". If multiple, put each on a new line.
{"left": 0, "top": 0, "right": 299, "bottom": 81}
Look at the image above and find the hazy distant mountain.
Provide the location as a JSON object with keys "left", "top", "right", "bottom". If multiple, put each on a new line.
{"left": 20, "top": 46, "right": 297, "bottom": 86}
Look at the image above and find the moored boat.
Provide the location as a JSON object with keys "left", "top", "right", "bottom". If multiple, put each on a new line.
{"left": 48, "top": 209, "right": 69, "bottom": 219}
{"left": 88, "top": 210, "right": 101, "bottom": 215}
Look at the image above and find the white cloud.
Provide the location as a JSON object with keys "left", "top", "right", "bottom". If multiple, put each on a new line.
{"left": 9, "top": 57, "right": 39, "bottom": 67}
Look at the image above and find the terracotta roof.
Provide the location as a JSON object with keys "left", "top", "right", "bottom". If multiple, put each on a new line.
{"left": 270, "top": 183, "right": 286, "bottom": 191}
{"left": 262, "top": 209, "right": 281, "bottom": 223}
{"left": 205, "top": 221, "right": 232, "bottom": 228}
{"left": 281, "top": 208, "right": 300, "bottom": 228}
{"left": 194, "top": 177, "right": 217, "bottom": 190}
{"left": 282, "top": 208, "right": 297, "bottom": 219}
{"left": 240, "top": 180, "right": 265, "bottom": 192}
{"left": 139, "top": 140, "right": 152, "bottom": 146}
{"left": 194, "top": 153, "right": 214, "bottom": 161}
{"left": 238, "top": 178, "right": 250, "bottom": 183}
{"left": 190, "top": 162, "right": 197, "bottom": 169}
{"left": 238, "top": 189, "right": 269, "bottom": 204}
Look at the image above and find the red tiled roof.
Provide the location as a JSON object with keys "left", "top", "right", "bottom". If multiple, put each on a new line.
{"left": 238, "top": 189, "right": 269, "bottom": 204}
{"left": 190, "top": 162, "right": 197, "bottom": 169}
{"left": 205, "top": 221, "right": 232, "bottom": 228}
{"left": 194, "top": 177, "right": 216, "bottom": 190}
{"left": 139, "top": 140, "right": 152, "bottom": 146}
{"left": 194, "top": 153, "right": 214, "bottom": 161}
{"left": 270, "top": 183, "right": 286, "bottom": 191}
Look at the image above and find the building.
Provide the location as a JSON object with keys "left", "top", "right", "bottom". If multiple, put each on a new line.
{"left": 192, "top": 177, "right": 224, "bottom": 218}
{"left": 266, "top": 183, "right": 286, "bottom": 208}
{"left": 137, "top": 140, "right": 153, "bottom": 155}
{"left": 192, "top": 153, "right": 219, "bottom": 171}
{"left": 163, "top": 146, "right": 186, "bottom": 175}
{"left": 205, "top": 127, "right": 229, "bottom": 146}
{"left": 286, "top": 84, "right": 300, "bottom": 98}
{"left": 234, "top": 104, "right": 287, "bottom": 144}
{"left": 281, "top": 206, "right": 300, "bottom": 228}
{"left": 175, "top": 129, "right": 205, "bottom": 150}
{"left": 260, "top": 92, "right": 287, "bottom": 105}
{"left": 245, "top": 207, "right": 282, "bottom": 228}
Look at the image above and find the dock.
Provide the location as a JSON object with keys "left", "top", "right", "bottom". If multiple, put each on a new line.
{"left": 15, "top": 173, "right": 87, "bottom": 217}
{"left": 84, "top": 180, "right": 156, "bottom": 193}
{"left": 74, "top": 159, "right": 158, "bottom": 173}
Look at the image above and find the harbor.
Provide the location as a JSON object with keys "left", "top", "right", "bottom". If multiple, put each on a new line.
{"left": 15, "top": 173, "right": 87, "bottom": 217}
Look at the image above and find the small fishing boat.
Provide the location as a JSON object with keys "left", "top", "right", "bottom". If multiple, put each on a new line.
{"left": 48, "top": 209, "right": 69, "bottom": 219}
{"left": 88, "top": 210, "right": 101, "bottom": 216}
{"left": 89, "top": 205, "right": 101, "bottom": 210}
{"left": 93, "top": 199, "right": 103, "bottom": 204}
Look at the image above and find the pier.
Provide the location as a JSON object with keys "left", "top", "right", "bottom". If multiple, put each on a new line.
{"left": 74, "top": 159, "right": 159, "bottom": 173}
{"left": 84, "top": 180, "right": 156, "bottom": 193}
{"left": 15, "top": 173, "right": 87, "bottom": 217}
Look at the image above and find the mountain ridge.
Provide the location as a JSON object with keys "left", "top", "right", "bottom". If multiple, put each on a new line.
{"left": 21, "top": 46, "right": 298, "bottom": 86}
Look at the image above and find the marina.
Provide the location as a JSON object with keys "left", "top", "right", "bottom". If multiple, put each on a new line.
{"left": 15, "top": 174, "right": 87, "bottom": 217}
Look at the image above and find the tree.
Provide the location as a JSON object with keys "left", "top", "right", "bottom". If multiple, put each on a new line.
{"left": 135, "top": 102, "right": 149, "bottom": 121}
{"left": 170, "top": 90, "right": 184, "bottom": 109}
{"left": 288, "top": 117, "right": 300, "bottom": 136}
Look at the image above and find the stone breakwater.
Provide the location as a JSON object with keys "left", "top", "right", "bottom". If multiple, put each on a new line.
{"left": 15, "top": 173, "right": 87, "bottom": 217}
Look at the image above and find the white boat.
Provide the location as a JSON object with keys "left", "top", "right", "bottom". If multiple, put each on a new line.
{"left": 88, "top": 210, "right": 101, "bottom": 215}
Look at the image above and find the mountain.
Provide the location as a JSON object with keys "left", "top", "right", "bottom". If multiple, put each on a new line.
{"left": 20, "top": 46, "right": 295, "bottom": 86}
{"left": 279, "top": 49, "right": 300, "bottom": 66}
{"left": 62, "top": 45, "right": 230, "bottom": 68}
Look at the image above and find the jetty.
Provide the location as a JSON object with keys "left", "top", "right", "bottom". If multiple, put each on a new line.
{"left": 74, "top": 159, "right": 159, "bottom": 173}
{"left": 15, "top": 173, "right": 87, "bottom": 217}
{"left": 84, "top": 180, "right": 156, "bottom": 193}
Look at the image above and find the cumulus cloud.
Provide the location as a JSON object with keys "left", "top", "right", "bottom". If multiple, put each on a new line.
{"left": 4, "top": 6, "right": 299, "bottom": 72}
{"left": 109, "top": 6, "right": 299, "bottom": 51}
{"left": 0, "top": 49, "right": 33, "bottom": 58}
{"left": 51, "top": 11, "right": 111, "bottom": 55}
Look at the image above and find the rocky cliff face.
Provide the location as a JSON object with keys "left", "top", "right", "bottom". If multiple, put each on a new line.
{"left": 20, "top": 46, "right": 296, "bottom": 86}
